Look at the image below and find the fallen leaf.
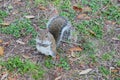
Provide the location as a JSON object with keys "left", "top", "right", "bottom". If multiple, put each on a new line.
{"left": 112, "top": 37, "right": 120, "bottom": 41}
{"left": 79, "top": 68, "right": 92, "bottom": 75}
{"left": 82, "top": 6, "right": 92, "bottom": 12}
{"left": 111, "top": 69, "right": 119, "bottom": 73}
{"left": 55, "top": 67, "right": 63, "bottom": 73}
{"left": 69, "top": 46, "right": 82, "bottom": 52}
{"left": 69, "top": 47, "right": 82, "bottom": 57}
{"left": 71, "top": 52, "right": 76, "bottom": 57}
{"left": 79, "top": 63, "right": 86, "bottom": 68}
{"left": 84, "top": 16, "right": 91, "bottom": 20}
{"left": 13, "top": 0, "right": 22, "bottom": 4}
{"left": 17, "top": 0, "right": 22, "bottom": 1}
{"left": 88, "top": 30, "right": 96, "bottom": 36}
{"left": 8, "top": 77, "right": 17, "bottom": 80}
{"left": 0, "top": 22, "right": 11, "bottom": 26}
{"left": 16, "top": 39, "right": 25, "bottom": 45}
{"left": 39, "top": 6, "right": 47, "bottom": 10}
{"left": 12, "top": 10, "right": 19, "bottom": 14}
{"left": 105, "top": 20, "right": 116, "bottom": 25}
{"left": 55, "top": 76, "right": 62, "bottom": 80}
{"left": 0, "top": 39, "right": 3, "bottom": 44}
{"left": 25, "top": 15, "right": 35, "bottom": 19}
{"left": 77, "top": 14, "right": 87, "bottom": 19}
{"left": 3, "top": 41, "right": 10, "bottom": 47}
{"left": 22, "top": 55, "right": 31, "bottom": 59}
{"left": 0, "top": 46, "right": 4, "bottom": 56}
{"left": 73, "top": 6, "right": 82, "bottom": 12}
{"left": 88, "top": 63, "right": 96, "bottom": 68}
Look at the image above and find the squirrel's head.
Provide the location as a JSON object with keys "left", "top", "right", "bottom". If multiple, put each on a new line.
{"left": 36, "top": 29, "right": 49, "bottom": 41}
{"left": 36, "top": 29, "right": 54, "bottom": 48}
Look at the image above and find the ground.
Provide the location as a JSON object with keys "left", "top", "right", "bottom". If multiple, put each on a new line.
{"left": 0, "top": 0, "right": 120, "bottom": 80}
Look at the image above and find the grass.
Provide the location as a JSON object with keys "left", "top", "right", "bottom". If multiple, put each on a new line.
{"left": 0, "top": 56, "right": 45, "bottom": 80}
{"left": 76, "top": 18, "right": 103, "bottom": 39}
{"left": 81, "top": 0, "right": 110, "bottom": 12}
{"left": 115, "top": 77, "right": 120, "bottom": 80}
{"left": 44, "top": 57, "right": 54, "bottom": 69}
{"left": 1, "top": 18, "right": 37, "bottom": 46}
{"left": 44, "top": 57, "right": 70, "bottom": 70}
{"left": 116, "top": 60, "right": 120, "bottom": 67}
{"left": 101, "top": 5, "right": 120, "bottom": 24}
{"left": 0, "top": 10, "right": 8, "bottom": 24}
{"left": 34, "top": 0, "right": 44, "bottom": 6}
{"left": 0, "top": 0, "right": 120, "bottom": 79}
{"left": 54, "top": 0, "right": 75, "bottom": 20}
{"left": 0, "top": 10, "right": 8, "bottom": 33}
{"left": 89, "top": 54, "right": 98, "bottom": 63}
{"left": 99, "top": 66, "right": 110, "bottom": 77}
{"left": 58, "top": 57, "right": 70, "bottom": 70}
{"left": 101, "top": 53, "right": 112, "bottom": 61}
{"left": 0, "top": 10, "right": 8, "bottom": 20}
{"left": 1, "top": 18, "right": 37, "bottom": 38}
{"left": 118, "top": 34, "right": 120, "bottom": 40}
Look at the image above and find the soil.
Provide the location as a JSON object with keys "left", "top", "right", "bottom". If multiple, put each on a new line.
{"left": 0, "top": 0, "right": 120, "bottom": 80}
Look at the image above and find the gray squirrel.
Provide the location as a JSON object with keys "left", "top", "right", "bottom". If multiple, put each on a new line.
{"left": 36, "top": 16, "right": 72, "bottom": 57}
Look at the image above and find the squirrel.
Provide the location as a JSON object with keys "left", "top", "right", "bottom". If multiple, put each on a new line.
{"left": 36, "top": 16, "right": 72, "bottom": 57}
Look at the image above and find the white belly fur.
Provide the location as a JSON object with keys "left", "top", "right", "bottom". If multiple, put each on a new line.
{"left": 36, "top": 45, "right": 52, "bottom": 56}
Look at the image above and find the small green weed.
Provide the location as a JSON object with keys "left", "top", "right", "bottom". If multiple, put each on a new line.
{"left": 116, "top": 61, "right": 120, "bottom": 67}
{"left": 82, "top": 40, "right": 95, "bottom": 54}
{"left": 34, "top": 0, "right": 48, "bottom": 6}
{"left": 0, "top": 56, "right": 45, "bottom": 80}
{"left": 38, "top": 19, "right": 47, "bottom": 29}
{"left": 81, "top": 0, "right": 110, "bottom": 12}
{"left": 75, "top": 21, "right": 89, "bottom": 35}
{"left": 52, "top": 0, "right": 61, "bottom": 6}
{"left": 59, "top": 0, "right": 75, "bottom": 20}
{"left": 0, "top": 10, "right": 8, "bottom": 24}
{"left": 60, "top": 0, "right": 71, "bottom": 10}
{"left": 44, "top": 57, "right": 71, "bottom": 70}
{"left": 89, "top": 54, "right": 98, "bottom": 63}
{"left": 1, "top": 18, "right": 37, "bottom": 38}
{"left": 0, "top": 10, "right": 8, "bottom": 19}
{"left": 91, "top": 25, "right": 103, "bottom": 38}
{"left": 34, "top": 0, "right": 44, "bottom": 5}
{"left": 28, "top": 38, "right": 36, "bottom": 47}
{"left": 99, "top": 66, "right": 110, "bottom": 76}
{"left": 81, "top": 0, "right": 120, "bottom": 24}
{"left": 101, "top": 53, "right": 112, "bottom": 61}
{"left": 44, "top": 57, "right": 54, "bottom": 69}
{"left": 58, "top": 57, "right": 70, "bottom": 70}
{"left": 102, "top": 5, "right": 120, "bottom": 24}
{"left": 118, "top": 35, "right": 120, "bottom": 40}
{"left": 77, "top": 19, "right": 103, "bottom": 38}
{"left": 114, "top": 77, "right": 120, "bottom": 80}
